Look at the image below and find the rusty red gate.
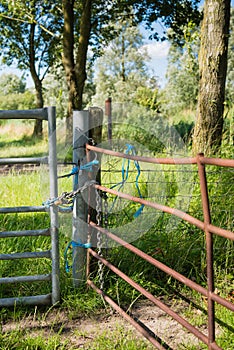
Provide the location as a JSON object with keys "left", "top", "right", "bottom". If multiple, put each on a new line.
{"left": 86, "top": 144, "right": 234, "bottom": 350}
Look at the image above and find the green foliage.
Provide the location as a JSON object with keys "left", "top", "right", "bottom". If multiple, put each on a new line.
{"left": 91, "top": 20, "right": 159, "bottom": 107}
{"left": 173, "top": 120, "right": 194, "bottom": 143}
{"left": 0, "top": 1, "right": 62, "bottom": 71}
{"left": 134, "top": 86, "right": 160, "bottom": 111}
{"left": 0, "top": 73, "right": 34, "bottom": 114}
{"left": 0, "top": 73, "right": 26, "bottom": 95}
{"left": 43, "top": 67, "right": 68, "bottom": 120}
{"left": 0, "top": 90, "right": 36, "bottom": 110}
{"left": 162, "top": 21, "right": 200, "bottom": 115}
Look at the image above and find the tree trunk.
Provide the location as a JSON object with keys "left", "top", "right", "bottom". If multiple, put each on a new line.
{"left": 74, "top": 0, "right": 92, "bottom": 108}
{"left": 29, "top": 22, "right": 44, "bottom": 138}
{"left": 62, "top": 0, "right": 92, "bottom": 143}
{"left": 62, "top": 0, "right": 77, "bottom": 143}
{"left": 192, "top": 0, "right": 231, "bottom": 155}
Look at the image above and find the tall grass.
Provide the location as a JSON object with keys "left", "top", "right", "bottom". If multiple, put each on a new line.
{"left": 0, "top": 120, "right": 233, "bottom": 349}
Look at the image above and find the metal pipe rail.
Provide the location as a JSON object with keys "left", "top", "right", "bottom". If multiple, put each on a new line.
{"left": 0, "top": 108, "right": 49, "bottom": 120}
{"left": 86, "top": 144, "right": 234, "bottom": 168}
{"left": 87, "top": 248, "right": 214, "bottom": 349}
{"left": 0, "top": 250, "right": 51, "bottom": 260}
{"left": 0, "top": 229, "right": 50, "bottom": 238}
{"left": 0, "top": 206, "right": 47, "bottom": 213}
{"left": 89, "top": 222, "right": 234, "bottom": 314}
{"left": 0, "top": 274, "right": 51, "bottom": 284}
{"left": 93, "top": 184, "right": 234, "bottom": 242}
{"left": 0, "top": 156, "right": 48, "bottom": 165}
{"left": 0, "top": 294, "right": 52, "bottom": 307}
{"left": 86, "top": 144, "right": 234, "bottom": 350}
{"left": 0, "top": 107, "right": 60, "bottom": 306}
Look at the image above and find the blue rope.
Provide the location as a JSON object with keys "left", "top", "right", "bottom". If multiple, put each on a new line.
{"left": 110, "top": 144, "right": 144, "bottom": 217}
{"left": 43, "top": 159, "right": 99, "bottom": 210}
{"left": 64, "top": 239, "right": 91, "bottom": 273}
{"left": 59, "top": 159, "right": 99, "bottom": 179}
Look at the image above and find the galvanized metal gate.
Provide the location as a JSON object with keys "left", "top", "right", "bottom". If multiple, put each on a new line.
{"left": 0, "top": 107, "right": 59, "bottom": 307}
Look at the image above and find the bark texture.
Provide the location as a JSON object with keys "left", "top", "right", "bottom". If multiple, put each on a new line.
{"left": 30, "top": 22, "right": 44, "bottom": 138}
{"left": 62, "top": 0, "right": 92, "bottom": 143}
{"left": 193, "top": 0, "right": 231, "bottom": 155}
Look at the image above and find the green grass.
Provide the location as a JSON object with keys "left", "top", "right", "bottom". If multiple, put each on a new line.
{"left": 0, "top": 120, "right": 233, "bottom": 349}
{"left": 0, "top": 329, "right": 68, "bottom": 350}
{"left": 80, "top": 326, "right": 155, "bottom": 350}
{"left": 0, "top": 120, "right": 48, "bottom": 158}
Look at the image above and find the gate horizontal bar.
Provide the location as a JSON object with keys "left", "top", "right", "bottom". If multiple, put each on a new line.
{"left": 0, "top": 206, "right": 47, "bottom": 213}
{"left": 89, "top": 222, "right": 234, "bottom": 313}
{"left": 94, "top": 185, "right": 234, "bottom": 241}
{"left": 87, "top": 279, "right": 167, "bottom": 350}
{"left": 87, "top": 144, "right": 197, "bottom": 165}
{"left": 0, "top": 228, "right": 50, "bottom": 238}
{"left": 88, "top": 249, "right": 212, "bottom": 348}
{"left": 0, "top": 294, "right": 51, "bottom": 307}
{"left": 0, "top": 250, "right": 51, "bottom": 260}
{"left": 94, "top": 184, "right": 205, "bottom": 230}
{"left": 0, "top": 274, "right": 51, "bottom": 284}
{"left": 0, "top": 156, "right": 48, "bottom": 165}
{"left": 0, "top": 229, "right": 50, "bottom": 238}
{"left": 87, "top": 144, "right": 234, "bottom": 168}
{"left": 0, "top": 108, "right": 48, "bottom": 120}
{"left": 201, "top": 157, "right": 234, "bottom": 167}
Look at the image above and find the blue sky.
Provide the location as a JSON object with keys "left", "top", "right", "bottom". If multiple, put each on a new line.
{"left": 1, "top": 0, "right": 233, "bottom": 89}
{"left": 141, "top": 0, "right": 234, "bottom": 88}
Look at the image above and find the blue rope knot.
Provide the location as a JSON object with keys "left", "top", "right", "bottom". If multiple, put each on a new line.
{"left": 64, "top": 239, "right": 91, "bottom": 273}
{"left": 59, "top": 159, "right": 99, "bottom": 179}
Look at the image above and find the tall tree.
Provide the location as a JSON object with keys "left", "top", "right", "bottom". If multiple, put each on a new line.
{"left": 0, "top": 1, "right": 62, "bottom": 137}
{"left": 0, "top": 0, "right": 201, "bottom": 141}
{"left": 226, "top": 7, "right": 234, "bottom": 103}
{"left": 92, "top": 20, "right": 155, "bottom": 106}
{"left": 192, "top": 0, "right": 231, "bottom": 155}
{"left": 62, "top": 0, "right": 201, "bottom": 141}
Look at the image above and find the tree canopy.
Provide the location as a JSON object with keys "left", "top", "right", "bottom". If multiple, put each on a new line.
{"left": 0, "top": 73, "right": 26, "bottom": 95}
{"left": 92, "top": 20, "right": 156, "bottom": 105}
{"left": 0, "top": 73, "right": 36, "bottom": 110}
{"left": 0, "top": 0, "right": 201, "bottom": 138}
{"left": 0, "top": 0, "right": 62, "bottom": 136}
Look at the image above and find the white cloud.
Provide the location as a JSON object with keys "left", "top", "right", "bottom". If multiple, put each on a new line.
{"left": 141, "top": 41, "right": 170, "bottom": 59}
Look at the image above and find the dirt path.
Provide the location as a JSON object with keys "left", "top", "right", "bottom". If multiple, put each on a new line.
{"left": 1, "top": 299, "right": 211, "bottom": 349}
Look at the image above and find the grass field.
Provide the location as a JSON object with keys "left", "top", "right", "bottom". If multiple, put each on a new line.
{"left": 0, "top": 120, "right": 233, "bottom": 349}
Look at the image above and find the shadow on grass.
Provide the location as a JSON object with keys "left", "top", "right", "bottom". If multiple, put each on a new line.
{"left": 0, "top": 134, "right": 48, "bottom": 159}
{"left": 0, "top": 134, "right": 43, "bottom": 148}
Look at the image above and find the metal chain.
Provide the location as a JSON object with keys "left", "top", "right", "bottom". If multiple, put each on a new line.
{"left": 103, "top": 192, "right": 108, "bottom": 229}
{"left": 103, "top": 192, "right": 109, "bottom": 256}
{"left": 96, "top": 188, "right": 104, "bottom": 290}
{"left": 44, "top": 180, "right": 97, "bottom": 208}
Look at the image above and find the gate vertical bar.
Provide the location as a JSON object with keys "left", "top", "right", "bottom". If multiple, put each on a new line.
{"left": 72, "top": 110, "right": 89, "bottom": 287}
{"left": 197, "top": 153, "right": 215, "bottom": 348}
{"left": 48, "top": 106, "right": 60, "bottom": 304}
